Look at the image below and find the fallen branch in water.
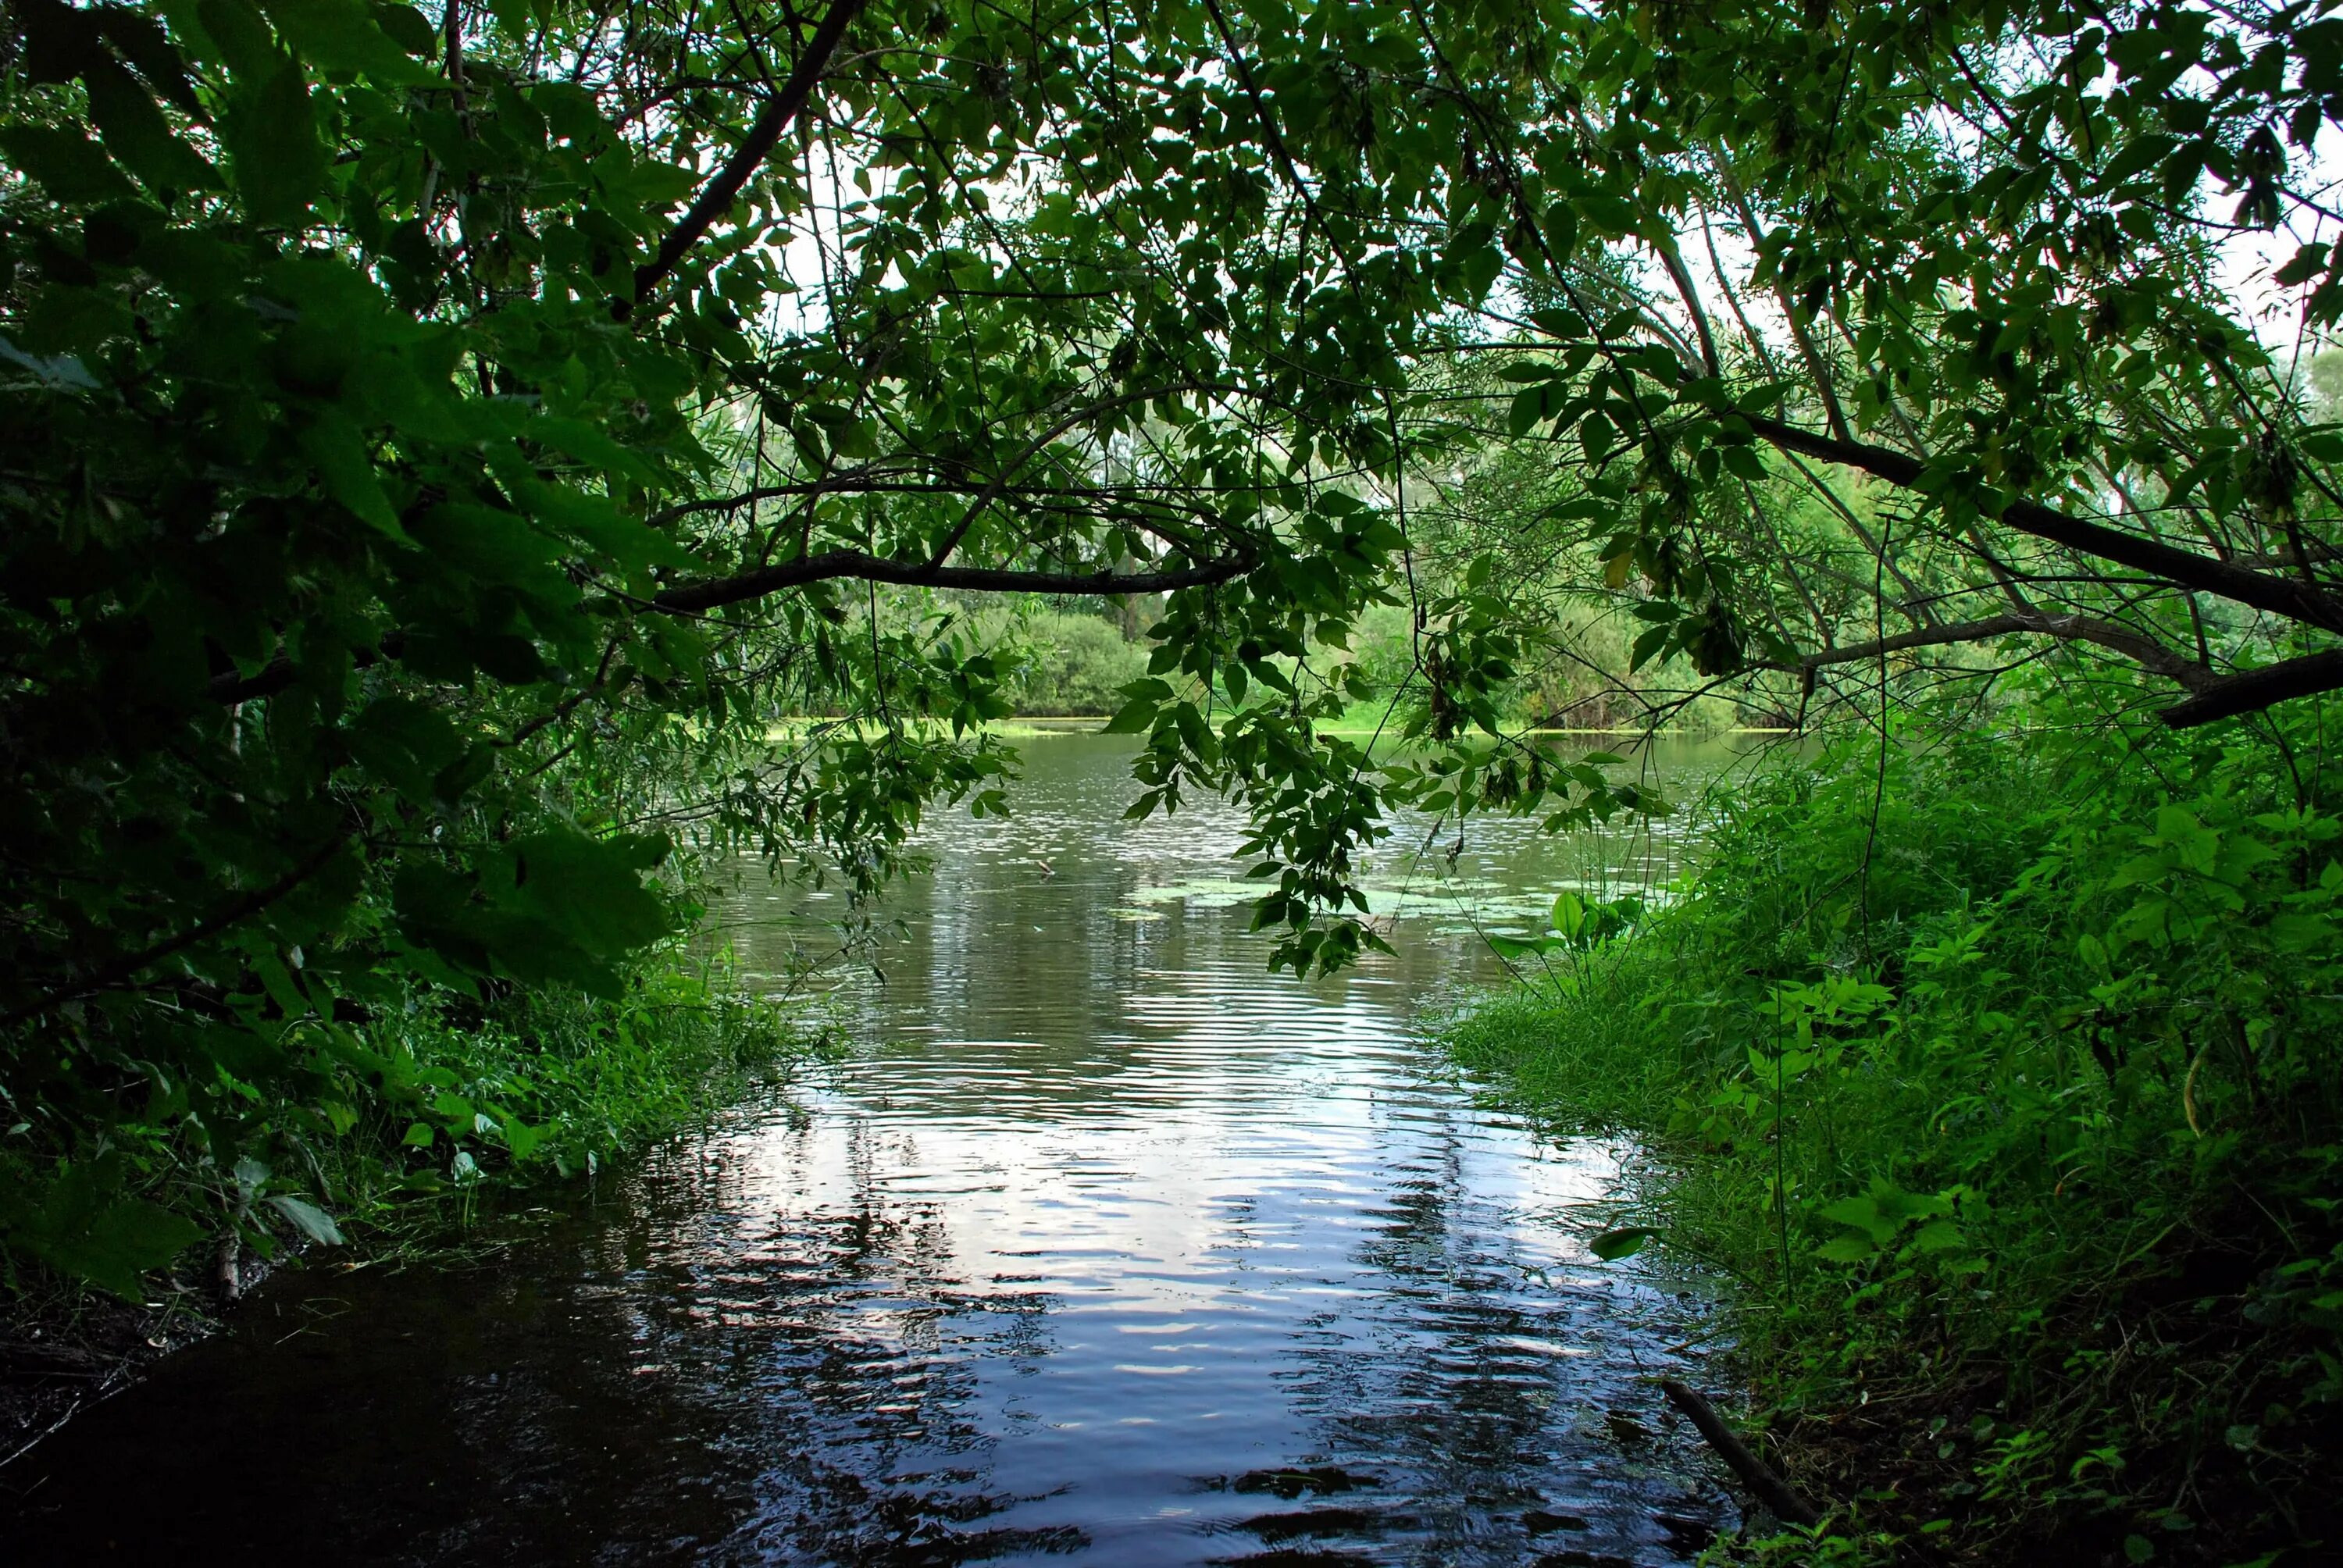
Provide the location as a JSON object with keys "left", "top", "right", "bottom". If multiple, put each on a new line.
{"left": 1660, "top": 1377, "right": 1822, "bottom": 1527}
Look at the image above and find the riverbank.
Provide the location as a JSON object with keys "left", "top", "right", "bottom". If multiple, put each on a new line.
{"left": 0, "top": 957, "right": 817, "bottom": 1469}
{"left": 1442, "top": 707, "right": 2343, "bottom": 1565}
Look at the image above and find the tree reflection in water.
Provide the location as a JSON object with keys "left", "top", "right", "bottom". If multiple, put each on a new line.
{"left": 2, "top": 734, "right": 1748, "bottom": 1565}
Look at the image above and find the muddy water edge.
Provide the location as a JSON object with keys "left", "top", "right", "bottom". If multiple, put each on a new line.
{"left": 1, "top": 730, "right": 1764, "bottom": 1566}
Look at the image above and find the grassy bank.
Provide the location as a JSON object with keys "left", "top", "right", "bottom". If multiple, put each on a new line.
{"left": 1, "top": 951, "right": 815, "bottom": 1456}
{"left": 1444, "top": 701, "right": 2343, "bottom": 1566}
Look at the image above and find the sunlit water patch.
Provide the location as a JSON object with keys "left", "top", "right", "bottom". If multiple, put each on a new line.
{"left": 2, "top": 732, "right": 1763, "bottom": 1565}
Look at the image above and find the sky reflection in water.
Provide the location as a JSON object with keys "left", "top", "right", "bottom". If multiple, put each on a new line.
{"left": 4, "top": 731, "right": 1757, "bottom": 1566}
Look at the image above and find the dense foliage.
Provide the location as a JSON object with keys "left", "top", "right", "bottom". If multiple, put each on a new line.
{"left": 1450, "top": 697, "right": 2343, "bottom": 1563}
{"left": 11, "top": 4, "right": 2343, "bottom": 1527}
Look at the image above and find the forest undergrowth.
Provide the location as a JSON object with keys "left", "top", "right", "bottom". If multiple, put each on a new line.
{"left": 1446, "top": 686, "right": 2343, "bottom": 1566}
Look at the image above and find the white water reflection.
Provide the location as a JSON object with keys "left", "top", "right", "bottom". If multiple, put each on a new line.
{"left": 676, "top": 731, "right": 1751, "bottom": 1564}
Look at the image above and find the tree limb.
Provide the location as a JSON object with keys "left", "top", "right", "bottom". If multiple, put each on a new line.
{"left": 2, "top": 827, "right": 355, "bottom": 1027}
{"left": 2158, "top": 650, "right": 2343, "bottom": 728}
{"left": 1795, "top": 611, "right": 2216, "bottom": 691}
{"left": 617, "top": 0, "right": 868, "bottom": 319}
{"left": 1787, "top": 604, "right": 2343, "bottom": 729}
{"left": 651, "top": 546, "right": 1252, "bottom": 615}
{"left": 211, "top": 543, "right": 1252, "bottom": 704}
{"left": 1737, "top": 412, "right": 2343, "bottom": 635}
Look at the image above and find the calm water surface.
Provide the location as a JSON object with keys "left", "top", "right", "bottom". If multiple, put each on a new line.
{"left": 3, "top": 732, "right": 1765, "bottom": 1566}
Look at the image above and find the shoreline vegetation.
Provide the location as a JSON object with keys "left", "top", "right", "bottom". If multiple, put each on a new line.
{"left": 1440, "top": 697, "right": 2343, "bottom": 1566}
{"left": 0, "top": 956, "right": 818, "bottom": 1467}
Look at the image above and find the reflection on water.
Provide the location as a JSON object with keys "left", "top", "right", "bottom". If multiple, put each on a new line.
{"left": 2, "top": 732, "right": 1759, "bottom": 1566}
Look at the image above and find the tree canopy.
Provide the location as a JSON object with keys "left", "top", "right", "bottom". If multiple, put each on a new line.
{"left": 9, "top": 0, "right": 2343, "bottom": 1272}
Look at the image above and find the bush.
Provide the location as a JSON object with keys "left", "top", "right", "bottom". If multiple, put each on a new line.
{"left": 0, "top": 952, "right": 808, "bottom": 1301}
{"left": 1007, "top": 609, "right": 1151, "bottom": 715}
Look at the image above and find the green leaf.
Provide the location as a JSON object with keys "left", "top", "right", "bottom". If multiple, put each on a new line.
{"left": 1818, "top": 1194, "right": 1895, "bottom": 1243}
{"left": 27, "top": 1192, "right": 203, "bottom": 1302}
{"left": 1589, "top": 1225, "right": 1660, "bottom": 1260}
{"left": 1104, "top": 696, "right": 1158, "bottom": 734}
{"left": 299, "top": 410, "right": 408, "bottom": 540}
{"left": 0, "top": 126, "right": 138, "bottom": 205}
{"left": 1507, "top": 384, "right": 1545, "bottom": 437}
{"left": 2275, "top": 242, "right": 2333, "bottom": 289}
{"left": 258, "top": 0, "right": 430, "bottom": 77}
{"left": 529, "top": 415, "right": 661, "bottom": 484}
{"left": 501, "top": 1116, "right": 544, "bottom": 1161}
{"left": 1628, "top": 623, "right": 1670, "bottom": 673}
{"left": 346, "top": 694, "right": 465, "bottom": 803}
{"left": 266, "top": 1193, "right": 346, "bottom": 1245}
{"left": 1551, "top": 888, "right": 1585, "bottom": 938}
{"left": 1485, "top": 932, "right": 1562, "bottom": 958}
{"left": 1537, "top": 202, "right": 1578, "bottom": 263}
{"left": 492, "top": 828, "right": 676, "bottom": 969}
{"left": 195, "top": 0, "right": 289, "bottom": 76}
{"left": 223, "top": 58, "right": 326, "bottom": 226}
{"left": 369, "top": 0, "right": 438, "bottom": 55}
{"left": 83, "top": 57, "right": 219, "bottom": 194}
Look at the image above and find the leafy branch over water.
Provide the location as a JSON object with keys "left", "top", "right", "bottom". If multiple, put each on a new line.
{"left": 8, "top": 0, "right": 2343, "bottom": 1551}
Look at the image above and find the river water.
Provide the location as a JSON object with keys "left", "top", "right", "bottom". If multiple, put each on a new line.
{"left": 4, "top": 730, "right": 1758, "bottom": 1566}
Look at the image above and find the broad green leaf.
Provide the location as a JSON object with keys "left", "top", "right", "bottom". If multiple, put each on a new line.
{"left": 266, "top": 1193, "right": 346, "bottom": 1245}
{"left": 83, "top": 57, "right": 219, "bottom": 194}
{"left": 1589, "top": 1226, "right": 1660, "bottom": 1261}
{"left": 258, "top": 0, "right": 429, "bottom": 77}
{"left": 0, "top": 126, "right": 138, "bottom": 205}
{"left": 298, "top": 410, "right": 408, "bottom": 541}
{"left": 222, "top": 58, "right": 325, "bottom": 226}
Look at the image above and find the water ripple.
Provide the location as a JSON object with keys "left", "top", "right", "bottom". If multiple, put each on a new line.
{"left": 1, "top": 733, "right": 1750, "bottom": 1566}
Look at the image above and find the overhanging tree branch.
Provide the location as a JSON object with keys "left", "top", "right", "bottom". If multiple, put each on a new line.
{"left": 2, "top": 825, "right": 355, "bottom": 1027}
{"left": 211, "top": 543, "right": 1254, "bottom": 704}
{"left": 651, "top": 546, "right": 1254, "bottom": 615}
{"left": 2158, "top": 650, "right": 2343, "bottom": 729}
{"left": 1779, "top": 604, "right": 2343, "bottom": 729}
{"left": 1736, "top": 412, "right": 2343, "bottom": 636}
{"left": 616, "top": 0, "right": 869, "bottom": 319}
{"left": 1791, "top": 611, "right": 2216, "bottom": 691}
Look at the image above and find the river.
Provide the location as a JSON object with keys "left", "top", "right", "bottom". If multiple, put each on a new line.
{"left": 3, "top": 729, "right": 1763, "bottom": 1565}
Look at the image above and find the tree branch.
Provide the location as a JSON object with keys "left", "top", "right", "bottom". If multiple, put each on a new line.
{"left": 2158, "top": 650, "right": 2343, "bottom": 728}
{"left": 2, "top": 827, "right": 354, "bottom": 1028}
{"left": 1794, "top": 611, "right": 2216, "bottom": 690}
{"left": 1737, "top": 412, "right": 2343, "bottom": 635}
{"left": 212, "top": 542, "right": 1254, "bottom": 704}
{"left": 1785, "top": 604, "right": 2343, "bottom": 729}
{"left": 616, "top": 0, "right": 868, "bottom": 319}
{"left": 651, "top": 546, "right": 1253, "bottom": 615}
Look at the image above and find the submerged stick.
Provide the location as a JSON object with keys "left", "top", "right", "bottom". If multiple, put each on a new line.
{"left": 1659, "top": 1377, "right": 1822, "bottom": 1527}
